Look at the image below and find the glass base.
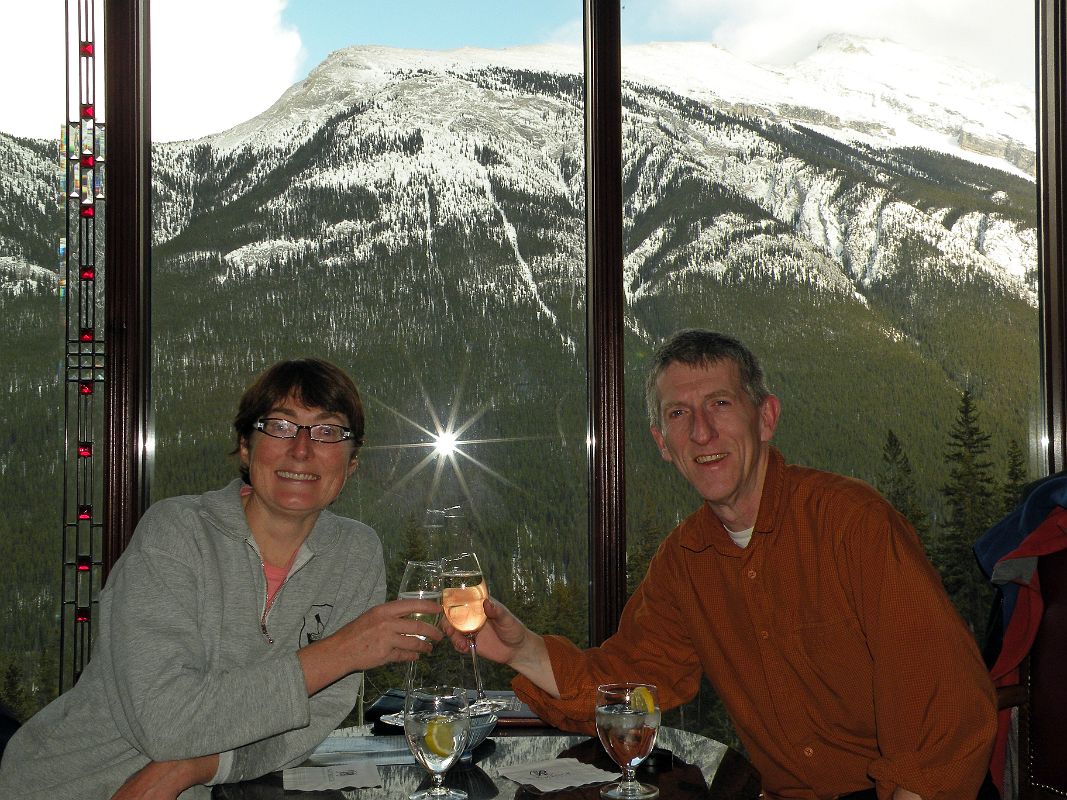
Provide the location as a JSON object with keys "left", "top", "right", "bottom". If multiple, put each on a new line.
{"left": 410, "top": 788, "right": 468, "bottom": 800}
{"left": 468, "top": 697, "right": 509, "bottom": 715}
{"left": 600, "top": 780, "right": 659, "bottom": 799}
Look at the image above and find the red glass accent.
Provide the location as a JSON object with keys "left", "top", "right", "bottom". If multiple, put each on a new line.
{"left": 81, "top": 154, "right": 95, "bottom": 168}
{"left": 79, "top": 382, "right": 93, "bottom": 395}
{"left": 80, "top": 206, "right": 94, "bottom": 218}
{"left": 81, "top": 104, "right": 94, "bottom": 119}
{"left": 75, "top": 607, "right": 91, "bottom": 623}
{"left": 77, "top": 507, "right": 92, "bottom": 522}
{"left": 80, "top": 42, "right": 94, "bottom": 57}
{"left": 77, "top": 442, "right": 92, "bottom": 458}
{"left": 80, "top": 266, "right": 95, "bottom": 280}
{"left": 80, "top": 327, "right": 94, "bottom": 342}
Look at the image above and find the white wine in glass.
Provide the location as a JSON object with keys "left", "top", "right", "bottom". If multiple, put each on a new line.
{"left": 595, "top": 683, "right": 661, "bottom": 799}
{"left": 440, "top": 552, "right": 507, "bottom": 714}
{"left": 398, "top": 560, "right": 443, "bottom": 634}
{"left": 397, "top": 560, "right": 442, "bottom": 693}
{"left": 404, "top": 685, "right": 471, "bottom": 800}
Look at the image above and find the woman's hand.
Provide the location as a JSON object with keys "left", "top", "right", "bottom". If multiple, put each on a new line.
{"left": 111, "top": 755, "right": 218, "bottom": 800}
{"left": 335, "top": 598, "right": 444, "bottom": 667}
{"left": 298, "top": 598, "right": 444, "bottom": 695}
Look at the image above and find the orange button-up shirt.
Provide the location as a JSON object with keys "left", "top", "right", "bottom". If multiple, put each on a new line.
{"left": 514, "top": 448, "right": 996, "bottom": 799}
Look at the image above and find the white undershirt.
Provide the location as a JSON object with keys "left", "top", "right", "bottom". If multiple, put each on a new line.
{"left": 726, "top": 526, "right": 754, "bottom": 548}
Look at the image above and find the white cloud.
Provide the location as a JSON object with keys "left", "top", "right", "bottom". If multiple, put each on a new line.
{"left": 152, "top": 0, "right": 304, "bottom": 141}
{"left": 625, "top": 0, "right": 1035, "bottom": 89}
{"left": 0, "top": 0, "right": 303, "bottom": 142}
{"left": 545, "top": 17, "right": 584, "bottom": 48}
{"left": 0, "top": 4, "right": 66, "bottom": 139}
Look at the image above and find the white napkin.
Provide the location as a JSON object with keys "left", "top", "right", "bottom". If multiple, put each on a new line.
{"left": 282, "top": 762, "right": 381, "bottom": 791}
{"left": 497, "top": 758, "right": 619, "bottom": 792}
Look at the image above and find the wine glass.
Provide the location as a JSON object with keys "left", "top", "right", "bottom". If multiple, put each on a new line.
{"left": 404, "top": 685, "right": 471, "bottom": 800}
{"left": 398, "top": 560, "right": 443, "bottom": 692}
{"left": 439, "top": 551, "right": 508, "bottom": 714}
{"left": 398, "top": 560, "right": 443, "bottom": 635}
{"left": 595, "top": 683, "right": 661, "bottom": 799}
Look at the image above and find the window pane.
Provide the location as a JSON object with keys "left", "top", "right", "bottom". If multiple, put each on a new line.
{"left": 150, "top": 2, "right": 588, "bottom": 702}
{"left": 621, "top": 2, "right": 1039, "bottom": 744}
{"left": 0, "top": 2, "right": 97, "bottom": 715}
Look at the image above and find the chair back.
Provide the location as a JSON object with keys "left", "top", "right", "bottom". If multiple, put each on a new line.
{"left": 1025, "top": 547, "right": 1067, "bottom": 796}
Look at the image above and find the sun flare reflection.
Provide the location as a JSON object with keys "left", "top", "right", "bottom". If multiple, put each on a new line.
{"left": 361, "top": 372, "right": 547, "bottom": 527}
{"left": 433, "top": 430, "right": 459, "bottom": 456}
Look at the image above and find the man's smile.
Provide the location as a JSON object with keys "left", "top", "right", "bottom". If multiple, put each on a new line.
{"left": 695, "top": 453, "right": 727, "bottom": 464}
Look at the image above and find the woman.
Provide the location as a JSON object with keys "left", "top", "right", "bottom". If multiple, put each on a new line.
{"left": 0, "top": 358, "right": 440, "bottom": 799}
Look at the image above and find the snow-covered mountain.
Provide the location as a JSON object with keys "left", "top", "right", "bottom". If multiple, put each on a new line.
{"left": 142, "top": 35, "right": 1040, "bottom": 481}
{"left": 147, "top": 36, "right": 1036, "bottom": 315}
{"left": 198, "top": 34, "right": 1034, "bottom": 177}
{"left": 623, "top": 34, "right": 1035, "bottom": 176}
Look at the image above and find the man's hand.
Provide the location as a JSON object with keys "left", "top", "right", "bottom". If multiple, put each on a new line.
{"left": 111, "top": 755, "right": 219, "bottom": 800}
{"left": 441, "top": 597, "right": 559, "bottom": 697}
{"left": 892, "top": 789, "right": 922, "bottom": 800}
{"left": 298, "top": 598, "right": 443, "bottom": 695}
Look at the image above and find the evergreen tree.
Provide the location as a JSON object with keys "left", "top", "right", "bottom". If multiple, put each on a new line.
{"left": 626, "top": 510, "right": 665, "bottom": 598}
{"left": 386, "top": 513, "right": 433, "bottom": 597}
{"left": 1000, "top": 439, "right": 1028, "bottom": 517}
{"left": 2, "top": 660, "right": 28, "bottom": 721}
{"left": 876, "top": 429, "right": 931, "bottom": 542}
{"left": 543, "top": 577, "right": 584, "bottom": 645}
{"left": 32, "top": 643, "right": 59, "bottom": 713}
{"left": 937, "top": 390, "right": 996, "bottom": 634}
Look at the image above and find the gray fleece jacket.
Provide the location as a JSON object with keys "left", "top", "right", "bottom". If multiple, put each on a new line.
{"left": 0, "top": 480, "right": 386, "bottom": 799}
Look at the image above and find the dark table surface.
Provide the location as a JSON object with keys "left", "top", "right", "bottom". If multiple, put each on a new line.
{"left": 212, "top": 725, "right": 761, "bottom": 800}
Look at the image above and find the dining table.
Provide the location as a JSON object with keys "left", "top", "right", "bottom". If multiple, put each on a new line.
{"left": 212, "top": 723, "right": 761, "bottom": 800}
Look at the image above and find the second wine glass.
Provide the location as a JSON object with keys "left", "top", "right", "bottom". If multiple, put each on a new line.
{"left": 439, "top": 551, "right": 508, "bottom": 714}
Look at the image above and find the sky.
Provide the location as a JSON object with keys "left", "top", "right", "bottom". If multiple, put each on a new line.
{"left": 0, "top": 0, "right": 1035, "bottom": 142}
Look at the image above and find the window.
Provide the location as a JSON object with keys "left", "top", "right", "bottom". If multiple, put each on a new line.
{"left": 619, "top": 0, "right": 1042, "bottom": 742}
{"left": 148, "top": 1, "right": 590, "bottom": 698}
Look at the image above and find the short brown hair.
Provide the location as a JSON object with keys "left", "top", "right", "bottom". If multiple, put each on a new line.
{"left": 645, "top": 329, "right": 771, "bottom": 430}
{"left": 232, "top": 358, "right": 365, "bottom": 483}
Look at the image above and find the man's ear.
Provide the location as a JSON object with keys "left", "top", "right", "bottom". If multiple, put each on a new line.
{"left": 758, "top": 395, "right": 781, "bottom": 443}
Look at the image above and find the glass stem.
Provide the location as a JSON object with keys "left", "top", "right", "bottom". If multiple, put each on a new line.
{"left": 467, "top": 633, "right": 487, "bottom": 699}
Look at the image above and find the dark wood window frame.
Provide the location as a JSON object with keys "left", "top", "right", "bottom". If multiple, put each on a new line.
{"left": 102, "top": 0, "right": 1067, "bottom": 645}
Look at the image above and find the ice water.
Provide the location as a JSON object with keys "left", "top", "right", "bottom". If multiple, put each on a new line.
{"left": 595, "top": 704, "right": 661, "bottom": 769}
{"left": 405, "top": 709, "right": 471, "bottom": 774}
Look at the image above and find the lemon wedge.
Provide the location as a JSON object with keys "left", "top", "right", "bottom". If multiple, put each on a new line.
{"left": 424, "top": 716, "right": 455, "bottom": 757}
{"left": 630, "top": 685, "right": 655, "bottom": 713}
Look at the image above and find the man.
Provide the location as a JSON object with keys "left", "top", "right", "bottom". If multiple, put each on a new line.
{"left": 458, "top": 329, "right": 996, "bottom": 800}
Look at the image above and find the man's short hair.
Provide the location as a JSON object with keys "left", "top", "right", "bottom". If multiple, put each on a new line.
{"left": 645, "top": 329, "right": 771, "bottom": 430}
{"left": 232, "top": 358, "right": 365, "bottom": 483}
